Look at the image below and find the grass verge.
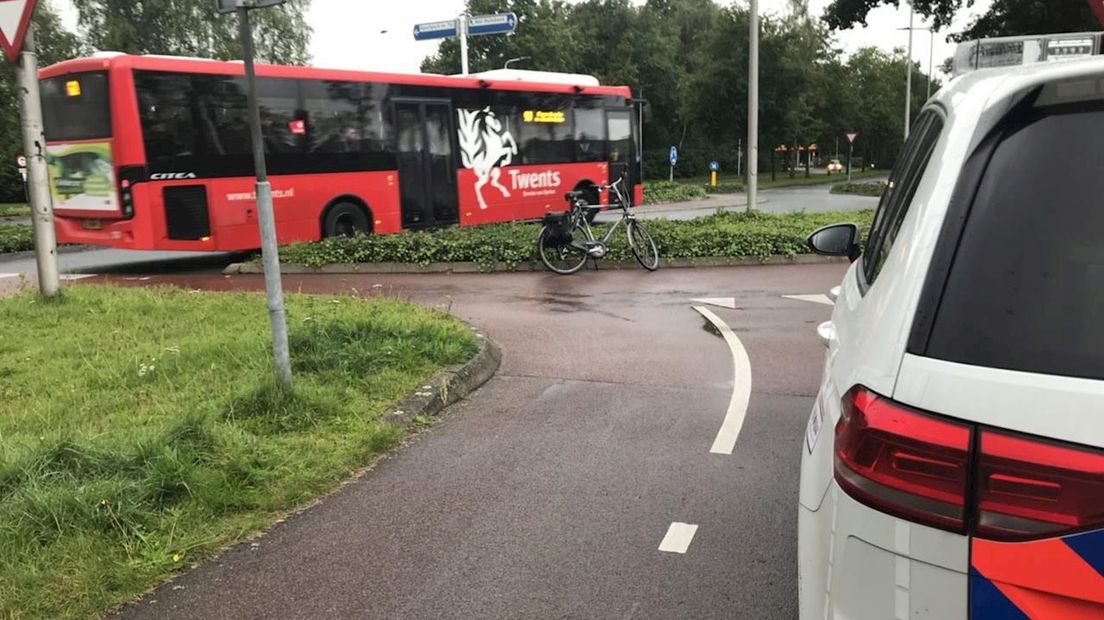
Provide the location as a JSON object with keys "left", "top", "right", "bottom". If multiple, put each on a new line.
{"left": 0, "top": 224, "right": 33, "bottom": 254}
{"left": 0, "top": 285, "right": 478, "bottom": 619}
{"left": 830, "top": 181, "right": 886, "bottom": 197}
{"left": 279, "top": 209, "right": 875, "bottom": 270}
{"left": 0, "top": 203, "right": 29, "bottom": 218}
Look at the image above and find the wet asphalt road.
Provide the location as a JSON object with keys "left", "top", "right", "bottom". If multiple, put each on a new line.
{"left": 100, "top": 263, "right": 846, "bottom": 619}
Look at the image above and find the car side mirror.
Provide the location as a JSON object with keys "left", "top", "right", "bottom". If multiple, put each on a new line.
{"left": 807, "top": 223, "right": 861, "bottom": 262}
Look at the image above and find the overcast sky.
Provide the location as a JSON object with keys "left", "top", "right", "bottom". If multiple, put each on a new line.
{"left": 52, "top": 0, "right": 993, "bottom": 76}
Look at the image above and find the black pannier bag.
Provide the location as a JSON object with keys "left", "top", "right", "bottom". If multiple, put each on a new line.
{"left": 542, "top": 212, "right": 574, "bottom": 246}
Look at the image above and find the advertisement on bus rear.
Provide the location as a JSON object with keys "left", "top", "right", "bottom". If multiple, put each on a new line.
{"left": 47, "top": 142, "right": 118, "bottom": 212}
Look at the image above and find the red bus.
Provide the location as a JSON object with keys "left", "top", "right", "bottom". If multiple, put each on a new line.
{"left": 37, "top": 54, "right": 643, "bottom": 251}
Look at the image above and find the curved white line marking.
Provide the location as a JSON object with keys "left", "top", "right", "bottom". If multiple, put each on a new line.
{"left": 694, "top": 305, "right": 752, "bottom": 455}
{"left": 782, "top": 294, "right": 834, "bottom": 306}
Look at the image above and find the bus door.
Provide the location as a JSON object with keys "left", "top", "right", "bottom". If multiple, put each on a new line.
{"left": 606, "top": 108, "right": 637, "bottom": 204}
{"left": 394, "top": 99, "right": 459, "bottom": 228}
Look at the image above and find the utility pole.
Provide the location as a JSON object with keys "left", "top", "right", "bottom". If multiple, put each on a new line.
{"left": 459, "top": 13, "right": 469, "bottom": 75}
{"left": 737, "top": 137, "right": 742, "bottom": 177}
{"left": 746, "top": 0, "right": 759, "bottom": 213}
{"left": 904, "top": 2, "right": 914, "bottom": 139}
{"left": 230, "top": 2, "right": 293, "bottom": 386}
{"left": 17, "top": 26, "right": 59, "bottom": 298}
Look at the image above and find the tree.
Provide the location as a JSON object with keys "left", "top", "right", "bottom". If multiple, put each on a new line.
{"left": 956, "top": 0, "right": 1100, "bottom": 41}
{"left": 70, "top": 0, "right": 312, "bottom": 65}
{"left": 0, "top": 1, "right": 85, "bottom": 202}
{"left": 822, "top": 0, "right": 966, "bottom": 31}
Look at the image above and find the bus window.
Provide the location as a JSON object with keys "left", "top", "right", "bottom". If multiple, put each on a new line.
{"left": 518, "top": 97, "right": 572, "bottom": 164}
{"left": 193, "top": 75, "right": 251, "bottom": 157}
{"left": 136, "top": 72, "right": 197, "bottom": 163}
{"left": 42, "top": 72, "right": 111, "bottom": 141}
{"left": 256, "top": 77, "right": 300, "bottom": 154}
{"left": 302, "top": 80, "right": 363, "bottom": 154}
{"left": 574, "top": 104, "right": 605, "bottom": 162}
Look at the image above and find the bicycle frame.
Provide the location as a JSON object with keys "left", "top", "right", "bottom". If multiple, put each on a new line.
{"left": 573, "top": 179, "right": 636, "bottom": 245}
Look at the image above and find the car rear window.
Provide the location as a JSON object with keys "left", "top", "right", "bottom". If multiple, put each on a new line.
{"left": 927, "top": 79, "right": 1104, "bottom": 380}
{"left": 41, "top": 72, "right": 111, "bottom": 141}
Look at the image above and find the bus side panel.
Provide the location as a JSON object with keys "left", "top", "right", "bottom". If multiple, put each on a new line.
{"left": 457, "top": 161, "right": 609, "bottom": 226}
{"left": 56, "top": 170, "right": 401, "bottom": 251}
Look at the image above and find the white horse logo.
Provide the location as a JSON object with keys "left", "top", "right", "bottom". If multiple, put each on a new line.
{"left": 457, "top": 107, "right": 518, "bottom": 210}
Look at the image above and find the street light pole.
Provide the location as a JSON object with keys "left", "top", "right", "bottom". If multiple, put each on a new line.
{"left": 504, "top": 55, "right": 530, "bottom": 69}
{"left": 927, "top": 28, "right": 934, "bottom": 100}
{"left": 237, "top": 6, "right": 292, "bottom": 386}
{"left": 904, "top": 2, "right": 914, "bottom": 139}
{"left": 746, "top": 0, "right": 759, "bottom": 213}
{"left": 459, "top": 13, "right": 469, "bottom": 75}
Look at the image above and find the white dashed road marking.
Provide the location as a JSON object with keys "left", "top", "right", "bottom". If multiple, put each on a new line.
{"left": 658, "top": 522, "right": 699, "bottom": 554}
{"left": 691, "top": 297, "right": 736, "bottom": 309}
{"left": 59, "top": 274, "right": 96, "bottom": 281}
{"left": 782, "top": 294, "right": 834, "bottom": 306}
{"left": 0, "top": 273, "right": 21, "bottom": 279}
{"left": 693, "top": 306, "right": 752, "bottom": 455}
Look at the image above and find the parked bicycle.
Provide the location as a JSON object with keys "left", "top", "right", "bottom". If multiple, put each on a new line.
{"left": 537, "top": 177, "right": 660, "bottom": 275}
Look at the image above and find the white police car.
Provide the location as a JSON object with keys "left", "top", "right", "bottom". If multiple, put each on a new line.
{"left": 799, "top": 34, "right": 1104, "bottom": 619}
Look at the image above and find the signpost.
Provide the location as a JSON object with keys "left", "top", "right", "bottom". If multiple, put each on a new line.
{"left": 709, "top": 160, "right": 719, "bottom": 187}
{"left": 218, "top": 0, "right": 293, "bottom": 386}
{"left": 412, "top": 20, "right": 459, "bottom": 41}
{"left": 468, "top": 12, "right": 517, "bottom": 36}
{"left": 845, "top": 131, "right": 859, "bottom": 182}
{"left": 668, "top": 146, "right": 678, "bottom": 182}
{"left": 3, "top": 0, "right": 58, "bottom": 297}
{"left": 415, "top": 12, "right": 517, "bottom": 76}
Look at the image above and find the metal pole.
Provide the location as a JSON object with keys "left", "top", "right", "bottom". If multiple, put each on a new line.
{"left": 904, "top": 3, "right": 914, "bottom": 138}
{"left": 17, "top": 26, "right": 59, "bottom": 298}
{"left": 459, "top": 13, "right": 469, "bottom": 76}
{"left": 927, "top": 29, "right": 934, "bottom": 101}
{"left": 746, "top": 0, "right": 759, "bottom": 212}
{"left": 737, "top": 137, "right": 742, "bottom": 177}
{"left": 847, "top": 143, "right": 853, "bottom": 183}
{"left": 239, "top": 8, "right": 292, "bottom": 386}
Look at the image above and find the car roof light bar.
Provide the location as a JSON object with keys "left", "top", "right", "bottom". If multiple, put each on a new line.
{"left": 953, "top": 32, "right": 1104, "bottom": 76}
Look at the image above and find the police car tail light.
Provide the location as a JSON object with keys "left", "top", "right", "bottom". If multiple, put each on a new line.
{"left": 834, "top": 388, "right": 971, "bottom": 533}
{"left": 975, "top": 430, "right": 1104, "bottom": 542}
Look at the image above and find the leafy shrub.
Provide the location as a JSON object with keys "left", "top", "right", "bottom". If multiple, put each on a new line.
{"left": 830, "top": 182, "right": 885, "bottom": 197}
{"left": 0, "top": 224, "right": 33, "bottom": 254}
{"left": 279, "top": 209, "right": 875, "bottom": 269}
{"left": 704, "top": 181, "right": 745, "bottom": 194}
{"left": 643, "top": 181, "right": 707, "bottom": 204}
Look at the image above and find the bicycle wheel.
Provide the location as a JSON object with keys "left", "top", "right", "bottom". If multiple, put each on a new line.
{"left": 627, "top": 220, "right": 660, "bottom": 271}
{"left": 538, "top": 226, "right": 589, "bottom": 275}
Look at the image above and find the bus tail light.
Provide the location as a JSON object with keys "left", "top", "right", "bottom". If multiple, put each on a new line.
{"left": 117, "top": 166, "right": 145, "bottom": 219}
{"left": 834, "top": 388, "right": 971, "bottom": 533}
{"left": 976, "top": 430, "right": 1104, "bottom": 541}
{"left": 835, "top": 387, "right": 1104, "bottom": 542}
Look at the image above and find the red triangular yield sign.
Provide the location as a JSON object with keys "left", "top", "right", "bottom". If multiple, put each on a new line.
{"left": 845, "top": 132, "right": 858, "bottom": 144}
{"left": 0, "top": 0, "right": 37, "bottom": 64}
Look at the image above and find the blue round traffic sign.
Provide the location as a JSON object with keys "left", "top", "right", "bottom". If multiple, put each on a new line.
{"left": 669, "top": 146, "right": 678, "bottom": 166}
{"left": 709, "top": 160, "right": 719, "bottom": 171}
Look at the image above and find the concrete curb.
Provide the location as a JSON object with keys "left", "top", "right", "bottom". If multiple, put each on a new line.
{"left": 224, "top": 254, "right": 846, "bottom": 275}
{"left": 385, "top": 330, "right": 501, "bottom": 428}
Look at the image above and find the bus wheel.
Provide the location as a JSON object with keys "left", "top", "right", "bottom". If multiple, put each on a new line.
{"left": 323, "top": 202, "right": 370, "bottom": 238}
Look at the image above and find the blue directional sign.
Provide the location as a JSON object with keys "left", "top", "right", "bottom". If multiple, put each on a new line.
{"left": 669, "top": 146, "right": 678, "bottom": 166}
{"left": 709, "top": 160, "right": 719, "bottom": 171}
{"left": 468, "top": 12, "right": 518, "bottom": 37}
{"left": 413, "top": 19, "right": 459, "bottom": 41}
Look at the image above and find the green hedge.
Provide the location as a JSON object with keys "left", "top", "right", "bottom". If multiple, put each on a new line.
{"left": 279, "top": 210, "right": 875, "bottom": 271}
{"left": 705, "top": 181, "right": 745, "bottom": 194}
{"left": 830, "top": 181, "right": 886, "bottom": 197}
{"left": 0, "top": 224, "right": 32, "bottom": 254}
{"left": 643, "top": 180, "right": 707, "bottom": 204}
